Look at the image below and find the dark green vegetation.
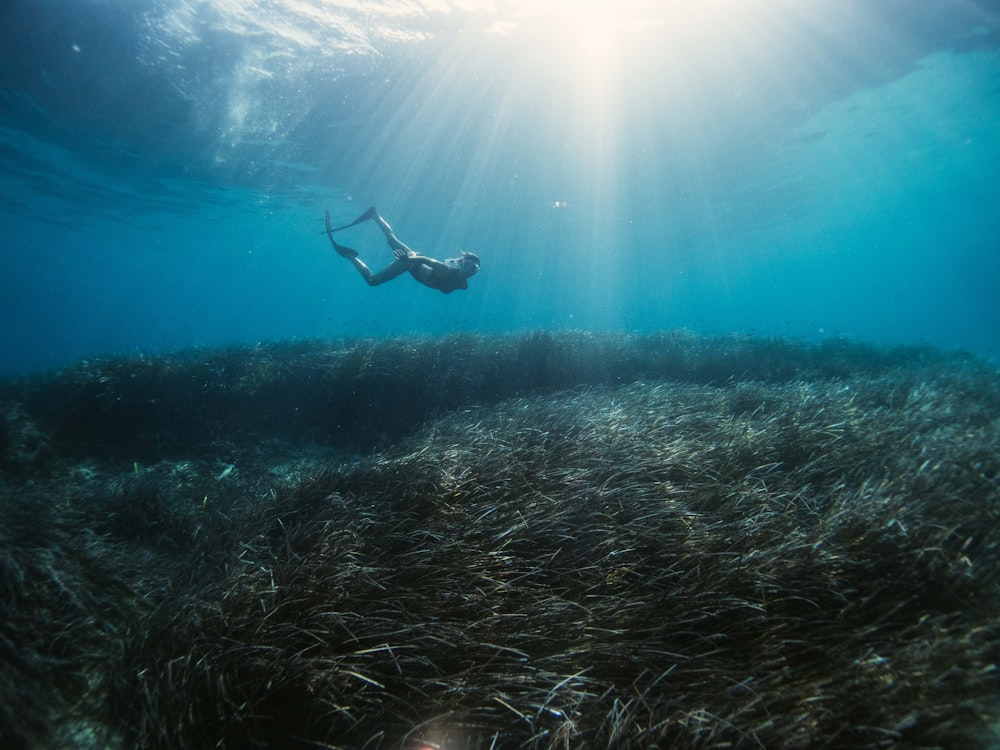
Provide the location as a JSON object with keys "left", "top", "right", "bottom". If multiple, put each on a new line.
{"left": 1, "top": 331, "right": 998, "bottom": 749}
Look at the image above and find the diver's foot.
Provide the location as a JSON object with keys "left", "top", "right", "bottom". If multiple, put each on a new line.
{"left": 332, "top": 240, "right": 358, "bottom": 259}
{"left": 359, "top": 206, "right": 377, "bottom": 222}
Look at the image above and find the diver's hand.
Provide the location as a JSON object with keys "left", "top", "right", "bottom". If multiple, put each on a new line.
{"left": 394, "top": 247, "right": 416, "bottom": 262}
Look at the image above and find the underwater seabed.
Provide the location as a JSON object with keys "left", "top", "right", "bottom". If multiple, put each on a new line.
{"left": 1, "top": 331, "right": 998, "bottom": 749}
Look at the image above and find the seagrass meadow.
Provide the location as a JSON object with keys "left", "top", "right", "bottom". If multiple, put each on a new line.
{"left": 1, "top": 331, "right": 998, "bottom": 749}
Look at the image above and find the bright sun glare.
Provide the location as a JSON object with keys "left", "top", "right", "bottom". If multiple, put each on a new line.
{"left": 484, "top": 0, "right": 728, "bottom": 70}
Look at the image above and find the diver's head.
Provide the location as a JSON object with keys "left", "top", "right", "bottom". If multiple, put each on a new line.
{"left": 458, "top": 250, "right": 480, "bottom": 277}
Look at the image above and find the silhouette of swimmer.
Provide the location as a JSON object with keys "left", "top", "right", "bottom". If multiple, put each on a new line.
{"left": 325, "top": 207, "right": 480, "bottom": 294}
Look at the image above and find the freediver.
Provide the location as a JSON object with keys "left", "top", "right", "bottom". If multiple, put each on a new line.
{"left": 324, "top": 207, "right": 480, "bottom": 294}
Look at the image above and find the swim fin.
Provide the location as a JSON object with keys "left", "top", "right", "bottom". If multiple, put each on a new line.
{"left": 331, "top": 240, "right": 359, "bottom": 259}
{"left": 326, "top": 207, "right": 377, "bottom": 233}
{"left": 323, "top": 211, "right": 360, "bottom": 258}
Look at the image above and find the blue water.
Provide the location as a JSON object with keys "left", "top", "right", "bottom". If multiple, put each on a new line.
{"left": 2, "top": 0, "right": 999, "bottom": 377}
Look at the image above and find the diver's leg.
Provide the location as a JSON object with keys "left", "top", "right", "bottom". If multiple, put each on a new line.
{"left": 368, "top": 210, "right": 414, "bottom": 254}
{"left": 357, "top": 258, "right": 411, "bottom": 286}
{"left": 338, "top": 253, "right": 410, "bottom": 286}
